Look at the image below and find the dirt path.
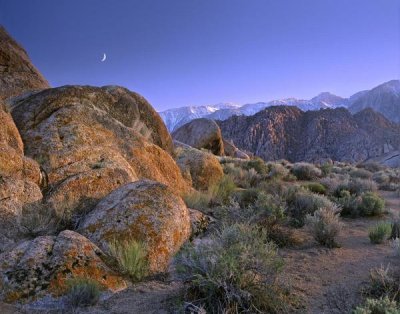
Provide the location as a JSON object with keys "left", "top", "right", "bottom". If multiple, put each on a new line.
{"left": 281, "top": 190, "right": 400, "bottom": 313}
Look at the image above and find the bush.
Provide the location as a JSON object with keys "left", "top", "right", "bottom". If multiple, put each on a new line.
{"left": 306, "top": 206, "right": 342, "bottom": 248}
{"left": 291, "top": 162, "right": 322, "bottom": 180}
{"left": 175, "top": 223, "right": 291, "bottom": 313}
{"left": 65, "top": 278, "right": 101, "bottom": 308}
{"left": 305, "top": 182, "right": 327, "bottom": 195}
{"left": 359, "top": 192, "right": 385, "bottom": 216}
{"left": 184, "top": 176, "right": 236, "bottom": 210}
{"left": 346, "top": 178, "right": 378, "bottom": 195}
{"left": 266, "top": 162, "right": 289, "bottom": 180}
{"left": 108, "top": 238, "right": 148, "bottom": 282}
{"left": 354, "top": 297, "right": 400, "bottom": 314}
{"left": 320, "top": 162, "right": 333, "bottom": 176}
{"left": 369, "top": 222, "right": 391, "bottom": 244}
{"left": 336, "top": 191, "right": 362, "bottom": 217}
{"left": 363, "top": 265, "right": 400, "bottom": 304}
{"left": 286, "top": 189, "right": 335, "bottom": 227}
{"left": 350, "top": 168, "right": 373, "bottom": 180}
{"left": 357, "top": 162, "right": 386, "bottom": 173}
{"left": 243, "top": 157, "right": 269, "bottom": 175}
{"left": 319, "top": 176, "right": 343, "bottom": 195}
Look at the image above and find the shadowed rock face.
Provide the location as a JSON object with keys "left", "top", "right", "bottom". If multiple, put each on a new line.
{"left": 172, "top": 118, "right": 224, "bottom": 155}
{"left": 0, "top": 26, "right": 49, "bottom": 101}
{"left": 218, "top": 106, "right": 400, "bottom": 164}
{"left": 10, "top": 85, "right": 188, "bottom": 222}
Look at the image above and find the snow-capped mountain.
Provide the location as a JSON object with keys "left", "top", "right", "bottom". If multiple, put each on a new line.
{"left": 160, "top": 103, "right": 240, "bottom": 131}
{"left": 349, "top": 80, "right": 400, "bottom": 123}
{"left": 159, "top": 81, "right": 400, "bottom": 131}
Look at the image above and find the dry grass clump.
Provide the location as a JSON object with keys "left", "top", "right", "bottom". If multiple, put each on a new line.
{"left": 18, "top": 203, "right": 60, "bottom": 238}
{"left": 175, "top": 223, "right": 293, "bottom": 313}
{"left": 65, "top": 277, "right": 101, "bottom": 308}
{"left": 368, "top": 222, "right": 391, "bottom": 244}
{"left": 108, "top": 238, "right": 148, "bottom": 282}
{"left": 184, "top": 175, "right": 236, "bottom": 210}
{"left": 306, "top": 205, "right": 342, "bottom": 248}
{"left": 291, "top": 162, "right": 322, "bottom": 180}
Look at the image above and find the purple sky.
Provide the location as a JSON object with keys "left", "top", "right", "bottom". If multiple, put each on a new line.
{"left": 1, "top": 0, "right": 399, "bottom": 110}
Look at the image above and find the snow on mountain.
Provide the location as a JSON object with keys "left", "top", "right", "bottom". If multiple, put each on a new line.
{"left": 160, "top": 81, "right": 399, "bottom": 131}
{"left": 159, "top": 103, "right": 239, "bottom": 131}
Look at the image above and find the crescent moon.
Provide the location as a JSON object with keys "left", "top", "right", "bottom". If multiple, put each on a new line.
{"left": 101, "top": 53, "right": 106, "bottom": 62}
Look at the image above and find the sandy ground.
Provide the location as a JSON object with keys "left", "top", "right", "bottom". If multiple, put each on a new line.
{"left": 281, "top": 190, "right": 400, "bottom": 313}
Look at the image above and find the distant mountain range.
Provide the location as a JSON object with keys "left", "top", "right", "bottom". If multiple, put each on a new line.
{"left": 159, "top": 80, "right": 400, "bottom": 131}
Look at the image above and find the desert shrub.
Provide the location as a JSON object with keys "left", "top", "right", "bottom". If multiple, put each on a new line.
{"left": 305, "top": 205, "right": 342, "bottom": 248}
{"left": 266, "top": 162, "right": 290, "bottom": 180}
{"left": 242, "top": 157, "right": 269, "bottom": 175}
{"left": 373, "top": 171, "right": 391, "bottom": 185}
{"left": 350, "top": 168, "right": 373, "bottom": 180}
{"left": 346, "top": 178, "right": 378, "bottom": 195}
{"left": 336, "top": 191, "right": 362, "bottom": 217}
{"left": 363, "top": 265, "right": 400, "bottom": 304}
{"left": 369, "top": 222, "right": 391, "bottom": 244}
{"left": 237, "top": 188, "right": 260, "bottom": 208}
{"left": 357, "top": 162, "right": 386, "bottom": 173}
{"left": 305, "top": 182, "right": 327, "bottom": 195}
{"left": 291, "top": 162, "right": 322, "bottom": 180}
{"left": 320, "top": 162, "right": 333, "bottom": 176}
{"left": 391, "top": 238, "right": 400, "bottom": 257}
{"left": 108, "top": 238, "right": 148, "bottom": 282}
{"left": 286, "top": 189, "right": 334, "bottom": 227}
{"left": 354, "top": 297, "right": 400, "bottom": 314}
{"left": 359, "top": 192, "right": 385, "bottom": 216}
{"left": 380, "top": 183, "right": 400, "bottom": 192}
{"left": 65, "top": 278, "right": 101, "bottom": 308}
{"left": 223, "top": 163, "right": 262, "bottom": 188}
{"left": 319, "top": 176, "right": 343, "bottom": 195}
{"left": 175, "top": 223, "right": 291, "bottom": 313}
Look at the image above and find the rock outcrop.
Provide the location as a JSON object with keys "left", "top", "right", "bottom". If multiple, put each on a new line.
{"left": 79, "top": 180, "right": 191, "bottom": 274}
{"left": 0, "top": 230, "right": 126, "bottom": 303}
{"left": 0, "top": 104, "right": 42, "bottom": 252}
{"left": 223, "top": 139, "right": 250, "bottom": 160}
{"left": 172, "top": 118, "right": 224, "bottom": 156}
{"left": 218, "top": 106, "right": 400, "bottom": 164}
{"left": 174, "top": 141, "right": 224, "bottom": 191}
{"left": 10, "top": 86, "right": 188, "bottom": 222}
{"left": 0, "top": 26, "right": 49, "bottom": 101}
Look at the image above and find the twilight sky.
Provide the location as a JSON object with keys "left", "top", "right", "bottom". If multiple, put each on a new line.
{"left": 1, "top": 0, "right": 399, "bottom": 110}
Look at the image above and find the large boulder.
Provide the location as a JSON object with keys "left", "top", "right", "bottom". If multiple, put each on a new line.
{"left": 174, "top": 141, "right": 224, "bottom": 191}
{"left": 172, "top": 118, "right": 224, "bottom": 156}
{"left": 10, "top": 86, "right": 188, "bottom": 222}
{"left": 0, "top": 230, "right": 126, "bottom": 303}
{"left": 0, "top": 26, "right": 49, "bottom": 102}
{"left": 0, "top": 104, "right": 42, "bottom": 252}
{"left": 79, "top": 180, "right": 191, "bottom": 274}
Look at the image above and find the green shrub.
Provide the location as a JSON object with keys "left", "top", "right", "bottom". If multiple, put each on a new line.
{"left": 209, "top": 175, "right": 236, "bottom": 205}
{"left": 291, "top": 162, "right": 322, "bottom": 180}
{"left": 336, "top": 191, "right": 362, "bottom": 217}
{"left": 108, "top": 238, "right": 148, "bottom": 282}
{"left": 243, "top": 157, "right": 269, "bottom": 175}
{"left": 359, "top": 192, "right": 385, "bottom": 216}
{"left": 369, "top": 222, "right": 391, "bottom": 244}
{"left": 305, "top": 182, "right": 327, "bottom": 195}
{"left": 306, "top": 206, "right": 342, "bottom": 248}
{"left": 286, "top": 189, "right": 334, "bottom": 227}
{"left": 65, "top": 277, "right": 101, "bottom": 308}
{"left": 353, "top": 297, "right": 400, "bottom": 314}
{"left": 175, "top": 223, "right": 291, "bottom": 313}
